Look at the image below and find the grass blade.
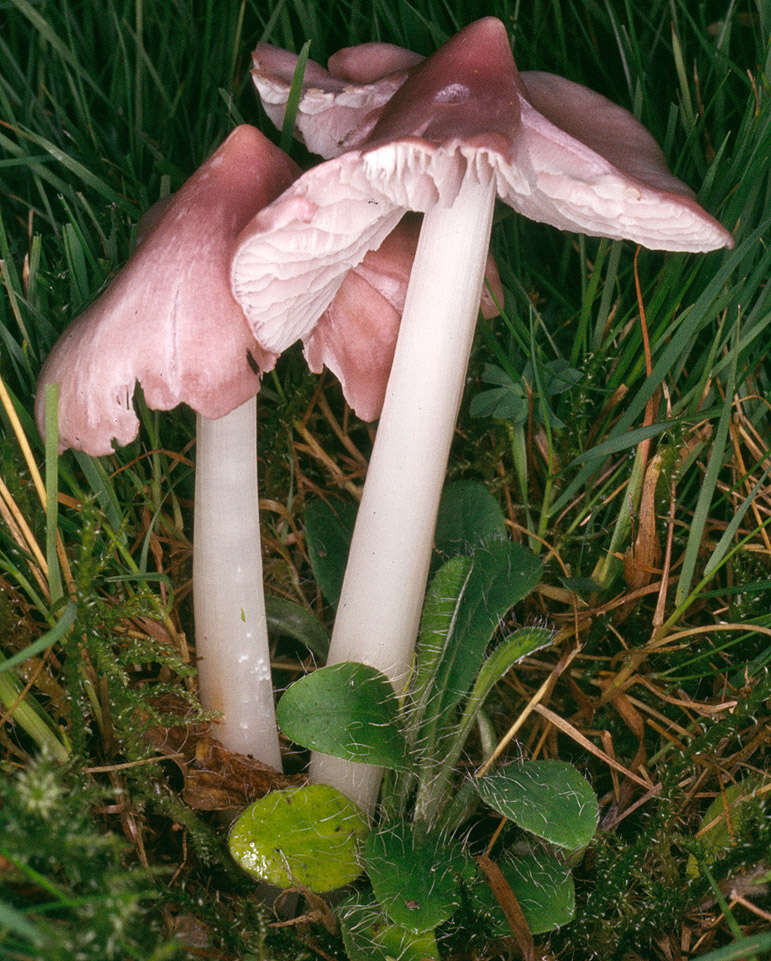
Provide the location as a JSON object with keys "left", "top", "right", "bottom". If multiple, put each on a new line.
{"left": 674, "top": 318, "right": 739, "bottom": 606}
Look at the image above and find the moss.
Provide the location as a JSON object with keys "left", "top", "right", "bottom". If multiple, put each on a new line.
{"left": 0, "top": 752, "right": 178, "bottom": 960}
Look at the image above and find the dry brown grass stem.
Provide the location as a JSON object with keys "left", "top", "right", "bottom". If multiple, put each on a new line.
{"left": 729, "top": 415, "right": 771, "bottom": 554}
{"left": 506, "top": 522, "right": 569, "bottom": 575}
{"left": 695, "top": 781, "right": 771, "bottom": 840}
{"left": 314, "top": 385, "right": 369, "bottom": 468}
{"left": 293, "top": 419, "right": 363, "bottom": 499}
{"left": 634, "top": 675, "right": 738, "bottom": 715}
{"left": 645, "top": 621, "right": 771, "bottom": 653}
{"left": 0, "top": 472, "right": 49, "bottom": 597}
{"left": 601, "top": 782, "right": 664, "bottom": 830}
{"left": 584, "top": 383, "right": 628, "bottom": 449}
{"left": 506, "top": 524, "right": 583, "bottom": 645}
{"left": 554, "top": 459, "right": 624, "bottom": 527}
{"left": 84, "top": 755, "right": 184, "bottom": 773}
{"left": 0, "top": 374, "right": 74, "bottom": 592}
{"left": 623, "top": 693, "right": 708, "bottom": 740}
{"left": 533, "top": 702, "right": 653, "bottom": 788}
{"left": 730, "top": 894, "right": 771, "bottom": 924}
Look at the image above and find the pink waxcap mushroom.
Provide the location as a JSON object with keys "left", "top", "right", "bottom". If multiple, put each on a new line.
{"left": 234, "top": 18, "right": 732, "bottom": 356}
{"left": 251, "top": 42, "right": 417, "bottom": 159}
{"left": 304, "top": 215, "right": 502, "bottom": 421}
{"left": 252, "top": 24, "right": 727, "bottom": 222}
{"left": 519, "top": 71, "right": 697, "bottom": 198}
{"left": 36, "top": 125, "right": 299, "bottom": 456}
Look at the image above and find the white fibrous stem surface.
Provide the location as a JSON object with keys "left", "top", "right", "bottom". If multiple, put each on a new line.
{"left": 310, "top": 171, "right": 497, "bottom": 812}
{"left": 193, "top": 398, "right": 282, "bottom": 769}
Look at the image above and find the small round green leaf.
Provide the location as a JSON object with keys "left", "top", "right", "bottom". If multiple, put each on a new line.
{"left": 363, "top": 822, "right": 462, "bottom": 933}
{"left": 466, "top": 851, "right": 575, "bottom": 935}
{"left": 340, "top": 895, "right": 440, "bottom": 961}
{"left": 276, "top": 662, "right": 407, "bottom": 769}
{"left": 228, "top": 784, "right": 368, "bottom": 892}
{"left": 476, "top": 760, "right": 598, "bottom": 849}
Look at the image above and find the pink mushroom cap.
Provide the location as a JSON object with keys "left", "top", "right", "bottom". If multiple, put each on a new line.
{"left": 251, "top": 42, "right": 421, "bottom": 159}
{"left": 36, "top": 126, "right": 299, "bottom": 456}
{"left": 232, "top": 18, "right": 733, "bottom": 358}
{"left": 327, "top": 42, "right": 425, "bottom": 84}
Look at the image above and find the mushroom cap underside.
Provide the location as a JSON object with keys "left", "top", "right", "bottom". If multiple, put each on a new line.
{"left": 304, "top": 214, "right": 502, "bottom": 421}
{"left": 235, "top": 18, "right": 733, "bottom": 355}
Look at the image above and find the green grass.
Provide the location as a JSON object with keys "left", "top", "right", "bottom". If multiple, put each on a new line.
{"left": 1, "top": 0, "right": 769, "bottom": 958}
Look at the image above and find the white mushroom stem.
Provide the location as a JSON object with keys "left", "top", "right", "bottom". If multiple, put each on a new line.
{"left": 309, "top": 170, "right": 497, "bottom": 812}
{"left": 193, "top": 397, "right": 282, "bottom": 769}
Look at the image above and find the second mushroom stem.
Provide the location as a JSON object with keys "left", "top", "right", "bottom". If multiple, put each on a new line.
{"left": 193, "top": 397, "right": 282, "bottom": 770}
{"left": 309, "top": 170, "right": 497, "bottom": 813}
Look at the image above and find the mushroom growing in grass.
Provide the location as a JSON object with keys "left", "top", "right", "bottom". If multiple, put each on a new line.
{"left": 34, "top": 124, "right": 474, "bottom": 769}
{"left": 232, "top": 17, "right": 733, "bottom": 811}
{"left": 36, "top": 126, "right": 298, "bottom": 768}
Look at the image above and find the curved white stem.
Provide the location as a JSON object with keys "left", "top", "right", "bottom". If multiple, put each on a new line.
{"left": 310, "top": 171, "right": 497, "bottom": 812}
{"left": 193, "top": 397, "right": 282, "bottom": 769}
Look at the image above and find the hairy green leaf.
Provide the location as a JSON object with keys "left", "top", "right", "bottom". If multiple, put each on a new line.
{"left": 277, "top": 662, "right": 407, "bottom": 769}
{"left": 434, "top": 479, "right": 507, "bottom": 563}
{"left": 466, "top": 850, "right": 575, "bottom": 935}
{"left": 363, "top": 822, "right": 463, "bottom": 932}
{"left": 340, "top": 894, "right": 440, "bottom": 961}
{"left": 430, "top": 542, "right": 542, "bottom": 724}
{"left": 476, "top": 760, "right": 598, "bottom": 849}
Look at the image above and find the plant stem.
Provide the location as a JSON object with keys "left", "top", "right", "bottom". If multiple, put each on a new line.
{"left": 309, "top": 171, "right": 497, "bottom": 812}
{"left": 507, "top": 421, "right": 536, "bottom": 547}
{"left": 414, "top": 627, "right": 552, "bottom": 826}
{"left": 0, "top": 672, "right": 69, "bottom": 762}
{"left": 193, "top": 398, "right": 281, "bottom": 769}
{"left": 591, "top": 437, "right": 648, "bottom": 589}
